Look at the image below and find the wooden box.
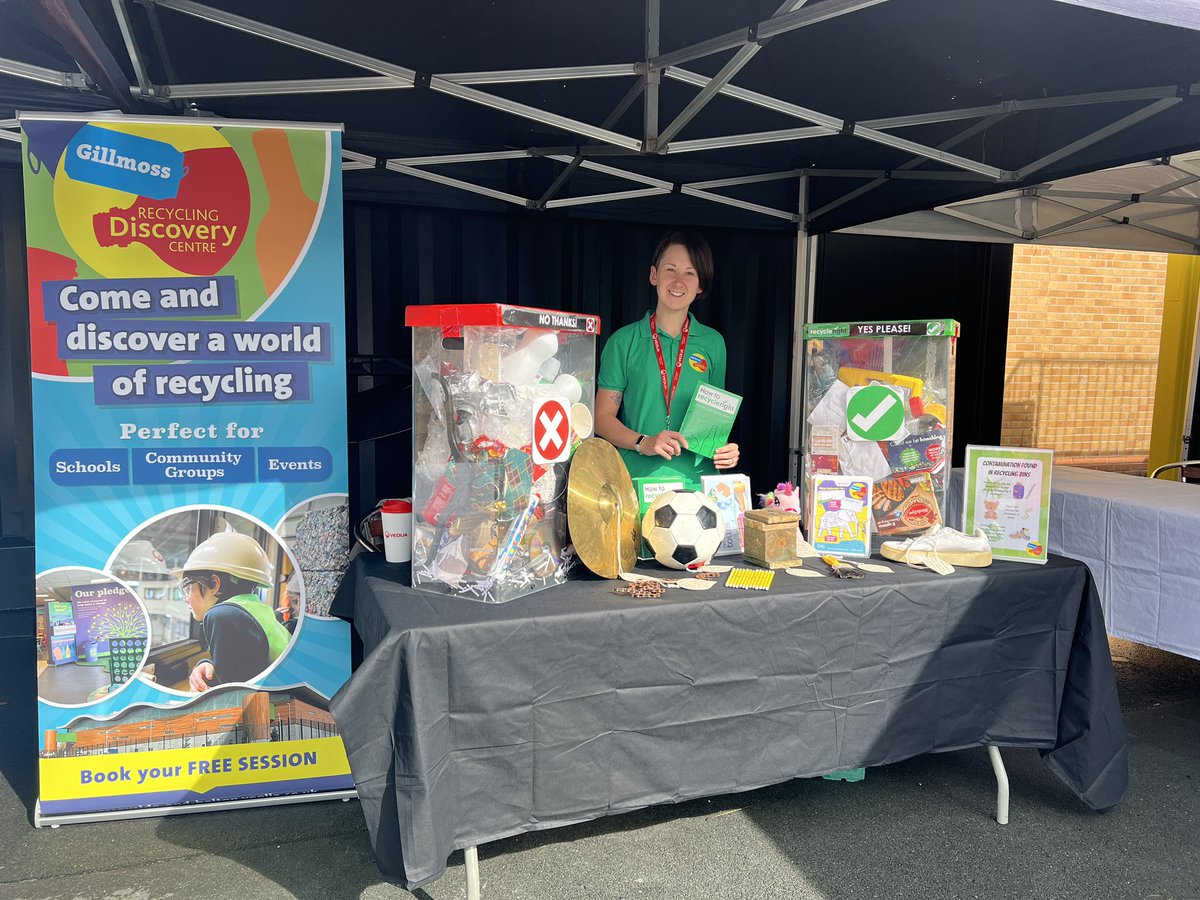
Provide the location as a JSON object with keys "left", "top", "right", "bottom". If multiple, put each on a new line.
{"left": 742, "top": 508, "right": 803, "bottom": 569}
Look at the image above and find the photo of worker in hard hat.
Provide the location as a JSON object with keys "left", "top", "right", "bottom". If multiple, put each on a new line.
{"left": 110, "top": 508, "right": 300, "bottom": 694}
{"left": 174, "top": 531, "right": 293, "bottom": 692}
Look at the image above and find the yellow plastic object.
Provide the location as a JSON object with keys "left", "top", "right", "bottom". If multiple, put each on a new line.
{"left": 836, "top": 367, "right": 925, "bottom": 399}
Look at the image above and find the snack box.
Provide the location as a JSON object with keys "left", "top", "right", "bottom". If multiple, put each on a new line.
{"left": 871, "top": 471, "right": 941, "bottom": 536}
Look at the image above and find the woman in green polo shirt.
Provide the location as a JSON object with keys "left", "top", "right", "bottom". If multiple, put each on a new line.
{"left": 595, "top": 230, "right": 740, "bottom": 484}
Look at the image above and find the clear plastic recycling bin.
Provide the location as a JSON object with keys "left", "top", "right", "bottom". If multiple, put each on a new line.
{"left": 801, "top": 319, "right": 959, "bottom": 544}
{"left": 405, "top": 303, "right": 600, "bottom": 602}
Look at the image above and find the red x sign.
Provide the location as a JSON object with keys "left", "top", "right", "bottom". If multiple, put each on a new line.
{"left": 532, "top": 397, "right": 570, "bottom": 464}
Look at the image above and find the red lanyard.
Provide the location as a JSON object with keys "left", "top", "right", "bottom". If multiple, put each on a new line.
{"left": 649, "top": 312, "right": 690, "bottom": 428}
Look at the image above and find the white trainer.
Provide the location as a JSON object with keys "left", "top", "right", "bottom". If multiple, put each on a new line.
{"left": 880, "top": 524, "right": 993, "bottom": 568}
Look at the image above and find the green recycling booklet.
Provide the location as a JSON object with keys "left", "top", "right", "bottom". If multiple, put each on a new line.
{"left": 678, "top": 383, "right": 742, "bottom": 458}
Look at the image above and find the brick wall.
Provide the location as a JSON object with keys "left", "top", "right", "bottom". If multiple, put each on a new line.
{"left": 1002, "top": 245, "right": 1167, "bottom": 474}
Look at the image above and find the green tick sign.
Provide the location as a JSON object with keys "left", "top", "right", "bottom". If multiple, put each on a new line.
{"left": 846, "top": 385, "right": 906, "bottom": 441}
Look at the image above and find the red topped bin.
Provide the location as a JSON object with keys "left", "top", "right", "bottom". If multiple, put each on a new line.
{"left": 404, "top": 303, "right": 601, "bottom": 602}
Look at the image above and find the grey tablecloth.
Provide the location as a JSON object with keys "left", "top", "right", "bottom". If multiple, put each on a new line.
{"left": 947, "top": 465, "right": 1200, "bottom": 659}
{"left": 331, "top": 553, "right": 1127, "bottom": 890}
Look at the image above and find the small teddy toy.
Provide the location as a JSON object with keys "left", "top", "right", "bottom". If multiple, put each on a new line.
{"left": 984, "top": 499, "right": 999, "bottom": 520}
{"left": 758, "top": 481, "right": 801, "bottom": 513}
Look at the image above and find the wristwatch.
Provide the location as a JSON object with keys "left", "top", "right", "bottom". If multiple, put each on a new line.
{"left": 634, "top": 434, "right": 647, "bottom": 453}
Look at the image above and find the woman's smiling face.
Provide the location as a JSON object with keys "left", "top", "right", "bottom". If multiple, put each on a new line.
{"left": 650, "top": 243, "right": 701, "bottom": 313}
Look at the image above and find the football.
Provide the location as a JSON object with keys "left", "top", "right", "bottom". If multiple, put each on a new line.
{"left": 642, "top": 489, "right": 725, "bottom": 570}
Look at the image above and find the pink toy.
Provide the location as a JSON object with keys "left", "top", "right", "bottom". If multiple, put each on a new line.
{"left": 758, "top": 482, "right": 801, "bottom": 513}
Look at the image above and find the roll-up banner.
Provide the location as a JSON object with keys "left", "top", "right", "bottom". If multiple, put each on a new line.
{"left": 21, "top": 114, "right": 354, "bottom": 823}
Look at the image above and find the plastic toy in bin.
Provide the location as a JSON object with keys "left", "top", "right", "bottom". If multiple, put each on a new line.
{"left": 405, "top": 304, "right": 601, "bottom": 603}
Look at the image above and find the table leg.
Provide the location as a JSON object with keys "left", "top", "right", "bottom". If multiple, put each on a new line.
{"left": 465, "top": 845, "right": 481, "bottom": 900}
{"left": 987, "top": 745, "right": 1009, "bottom": 825}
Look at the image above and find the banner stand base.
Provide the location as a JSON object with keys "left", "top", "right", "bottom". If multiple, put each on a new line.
{"left": 34, "top": 789, "right": 358, "bottom": 827}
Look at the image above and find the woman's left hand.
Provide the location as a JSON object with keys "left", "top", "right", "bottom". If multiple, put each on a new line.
{"left": 713, "top": 442, "right": 740, "bottom": 470}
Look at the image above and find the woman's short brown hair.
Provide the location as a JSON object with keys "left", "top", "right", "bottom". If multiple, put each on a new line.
{"left": 652, "top": 230, "right": 714, "bottom": 297}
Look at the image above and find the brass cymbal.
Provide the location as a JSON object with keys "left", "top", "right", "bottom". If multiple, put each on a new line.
{"left": 567, "top": 438, "right": 639, "bottom": 579}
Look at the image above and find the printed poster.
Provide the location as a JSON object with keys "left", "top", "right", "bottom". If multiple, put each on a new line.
{"left": 962, "top": 445, "right": 1054, "bottom": 564}
{"left": 700, "top": 473, "right": 751, "bottom": 556}
{"left": 22, "top": 113, "right": 353, "bottom": 821}
{"left": 809, "top": 475, "right": 873, "bottom": 558}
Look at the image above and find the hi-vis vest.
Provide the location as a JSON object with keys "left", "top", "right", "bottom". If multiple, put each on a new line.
{"left": 224, "top": 595, "right": 291, "bottom": 661}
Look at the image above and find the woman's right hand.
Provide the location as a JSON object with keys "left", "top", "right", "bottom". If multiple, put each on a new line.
{"left": 640, "top": 430, "right": 689, "bottom": 460}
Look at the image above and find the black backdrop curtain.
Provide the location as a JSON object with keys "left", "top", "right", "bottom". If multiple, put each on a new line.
{"left": 0, "top": 168, "right": 34, "bottom": 541}
{"left": 343, "top": 205, "right": 798, "bottom": 528}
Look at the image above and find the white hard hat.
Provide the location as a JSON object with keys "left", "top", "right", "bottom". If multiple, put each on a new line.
{"left": 172, "top": 532, "right": 273, "bottom": 587}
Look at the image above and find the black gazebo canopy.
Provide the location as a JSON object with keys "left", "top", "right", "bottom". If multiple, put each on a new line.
{"left": 4, "top": 0, "right": 1200, "bottom": 233}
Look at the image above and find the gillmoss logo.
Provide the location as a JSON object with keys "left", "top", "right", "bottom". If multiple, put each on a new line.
{"left": 65, "top": 125, "right": 184, "bottom": 200}
{"left": 55, "top": 124, "right": 252, "bottom": 278}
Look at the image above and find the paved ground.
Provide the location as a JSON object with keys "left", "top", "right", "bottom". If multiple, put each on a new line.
{"left": 0, "top": 637, "right": 1196, "bottom": 900}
